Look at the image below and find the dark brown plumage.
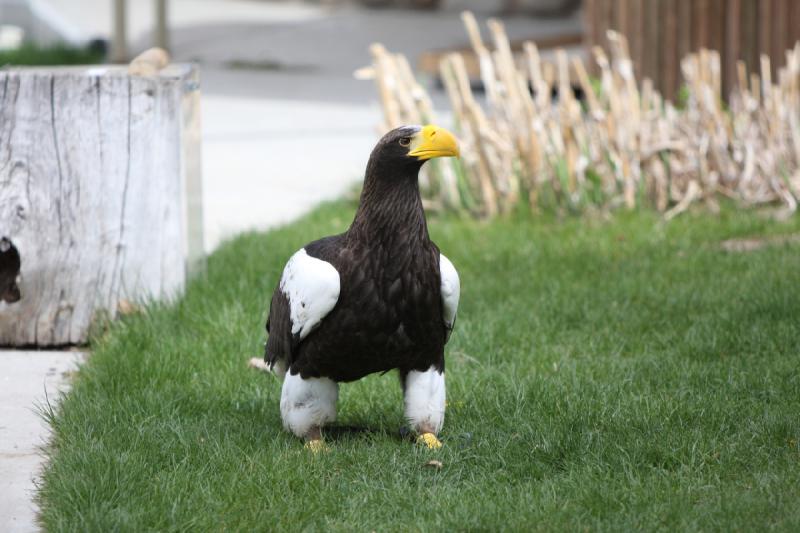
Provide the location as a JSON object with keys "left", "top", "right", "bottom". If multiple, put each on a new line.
{"left": 264, "top": 126, "right": 448, "bottom": 382}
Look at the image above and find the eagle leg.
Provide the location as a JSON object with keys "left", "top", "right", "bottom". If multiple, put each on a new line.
{"left": 402, "top": 366, "right": 446, "bottom": 448}
{"left": 303, "top": 426, "right": 328, "bottom": 453}
{"left": 303, "top": 438, "right": 328, "bottom": 454}
{"left": 280, "top": 372, "right": 338, "bottom": 447}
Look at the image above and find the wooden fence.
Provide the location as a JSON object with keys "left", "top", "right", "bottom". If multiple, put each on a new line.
{"left": 584, "top": 0, "right": 800, "bottom": 101}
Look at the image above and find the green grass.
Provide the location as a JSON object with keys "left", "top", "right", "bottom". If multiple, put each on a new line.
{"left": 0, "top": 42, "right": 103, "bottom": 66}
{"left": 38, "top": 202, "right": 800, "bottom": 531}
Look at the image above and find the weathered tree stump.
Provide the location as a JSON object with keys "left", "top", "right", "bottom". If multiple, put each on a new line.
{"left": 0, "top": 64, "right": 203, "bottom": 346}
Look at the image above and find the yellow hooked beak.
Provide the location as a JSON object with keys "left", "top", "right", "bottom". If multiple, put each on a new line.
{"left": 408, "top": 125, "right": 460, "bottom": 161}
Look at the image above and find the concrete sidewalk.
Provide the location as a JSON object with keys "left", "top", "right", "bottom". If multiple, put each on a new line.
{"left": 35, "top": 0, "right": 326, "bottom": 42}
{"left": 0, "top": 350, "right": 84, "bottom": 533}
{"left": 201, "top": 95, "right": 380, "bottom": 250}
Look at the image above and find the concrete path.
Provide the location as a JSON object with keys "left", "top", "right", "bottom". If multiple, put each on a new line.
{"left": 173, "top": 6, "right": 581, "bottom": 105}
{"left": 0, "top": 350, "right": 84, "bottom": 533}
{"left": 202, "top": 95, "right": 381, "bottom": 249}
{"left": 36, "top": 0, "right": 326, "bottom": 42}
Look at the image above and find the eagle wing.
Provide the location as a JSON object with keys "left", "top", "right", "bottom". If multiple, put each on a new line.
{"left": 439, "top": 253, "right": 460, "bottom": 343}
{"left": 265, "top": 247, "right": 340, "bottom": 372}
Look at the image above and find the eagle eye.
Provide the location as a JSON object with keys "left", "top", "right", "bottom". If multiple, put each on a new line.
{"left": 398, "top": 137, "right": 411, "bottom": 147}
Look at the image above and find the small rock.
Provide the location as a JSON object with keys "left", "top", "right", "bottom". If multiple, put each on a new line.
{"left": 129, "top": 47, "right": 170, "bottom": 76}
{"left": 424, "top": 460, "right": 443, "bottom": 469}
{"left": 117, "top": 299, "right": 141, "bottom": 316}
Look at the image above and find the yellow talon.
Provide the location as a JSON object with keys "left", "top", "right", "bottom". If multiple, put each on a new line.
{"left": 417, "top": 432, "right": 442, "bottom": 449}
{"left": 304, "top": 439, "right": 328, "bottom": 454}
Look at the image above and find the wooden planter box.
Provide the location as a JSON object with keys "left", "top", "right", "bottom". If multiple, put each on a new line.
{"left": 0, "top": 64, "right": 203, "bottom": 346}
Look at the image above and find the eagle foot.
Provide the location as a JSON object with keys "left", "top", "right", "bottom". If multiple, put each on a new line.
{"left": 416, "top": 432, "right": 442, "bottom": 450}
{"left": 303, "top": 439, "right": 328, "bottom": 454}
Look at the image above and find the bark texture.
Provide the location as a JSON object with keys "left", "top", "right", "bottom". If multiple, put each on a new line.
{"left": 0, "top": 65, "right": 203, "bottom": 345}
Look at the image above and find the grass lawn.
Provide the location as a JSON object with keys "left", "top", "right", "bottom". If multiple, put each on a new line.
{"left": 38, "top": 202, "right": 800, "bottom": 531}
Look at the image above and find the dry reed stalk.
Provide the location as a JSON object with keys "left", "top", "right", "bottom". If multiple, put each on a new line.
{"left": 361, "top": 11, "right": 800, "bottom": 218}
{"left": 443, "top": 53, "right": 500, "bottom": 216}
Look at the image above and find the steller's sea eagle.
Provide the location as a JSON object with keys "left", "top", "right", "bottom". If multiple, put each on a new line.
{"left": 263, "top": 125, "right": 460, "bottom": 450}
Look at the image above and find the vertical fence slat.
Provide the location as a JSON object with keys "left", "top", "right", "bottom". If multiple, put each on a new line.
{"left": 616, "top": 0, "right": 629, "bottom": 41}
{"left": 644, "top": 0, "right": 661, "bottom": 89}
{"left": 758, "top": 0, "right": 772, "bottom": 62}
{"left": 772, "top": 0, "right": 788, "bottom": 75}
{"left": 677, "top": 0, "right": 693, "bottom": 61}
{"left": 791, "top": 1, "right": 800, "bottom": 44}
{"left": 584, "top": 0, "right": 800, "bottom": 102}
{"left": 741, "top": 0, "right": 758, "bottom": 77}
{"left": 693, "top": 0, "right": 709, "bottom": 50}
{"left": 724, "top": 0, "right": 741, "bottom": 97}
{"left": 661, "top": 0, "right": 678, "bottom": 100}
{"left": 709, "top": 0, "right": 726, "bottom": 57}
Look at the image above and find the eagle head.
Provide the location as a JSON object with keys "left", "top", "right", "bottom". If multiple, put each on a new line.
{"left": 370, "top": 125, "right": 460, "bottom": 174}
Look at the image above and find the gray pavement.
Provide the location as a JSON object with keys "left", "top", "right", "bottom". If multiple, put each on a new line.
{"left": 0, "top": 350, "right": 84, "bottom": 533}
{"left": 173, "top": 7, "right": 581, "bottom": 104}
{"left": 201, "top": 95, "right": 380, "bottom": 249}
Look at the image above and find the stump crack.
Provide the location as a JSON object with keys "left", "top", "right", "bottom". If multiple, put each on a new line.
{"left": 110, "top": 78, "right": 133, "bottom": 304}
{"left": 0, "top": 75, "right": 19, "bottom": 179}
{"left": 50, "top": 75, "right": 65, "bottom": 243}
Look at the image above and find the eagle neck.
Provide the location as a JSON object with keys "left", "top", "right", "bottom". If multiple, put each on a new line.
{"left": 348, "top": 167, "right": 430, "bottom": 250}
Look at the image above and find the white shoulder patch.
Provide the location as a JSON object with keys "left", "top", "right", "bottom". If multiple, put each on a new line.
{"left": 280, "top": 248, "right": 340, "bottom": 341}
{"left": 439, "top": 253, "right": 460, "bottom": 332}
